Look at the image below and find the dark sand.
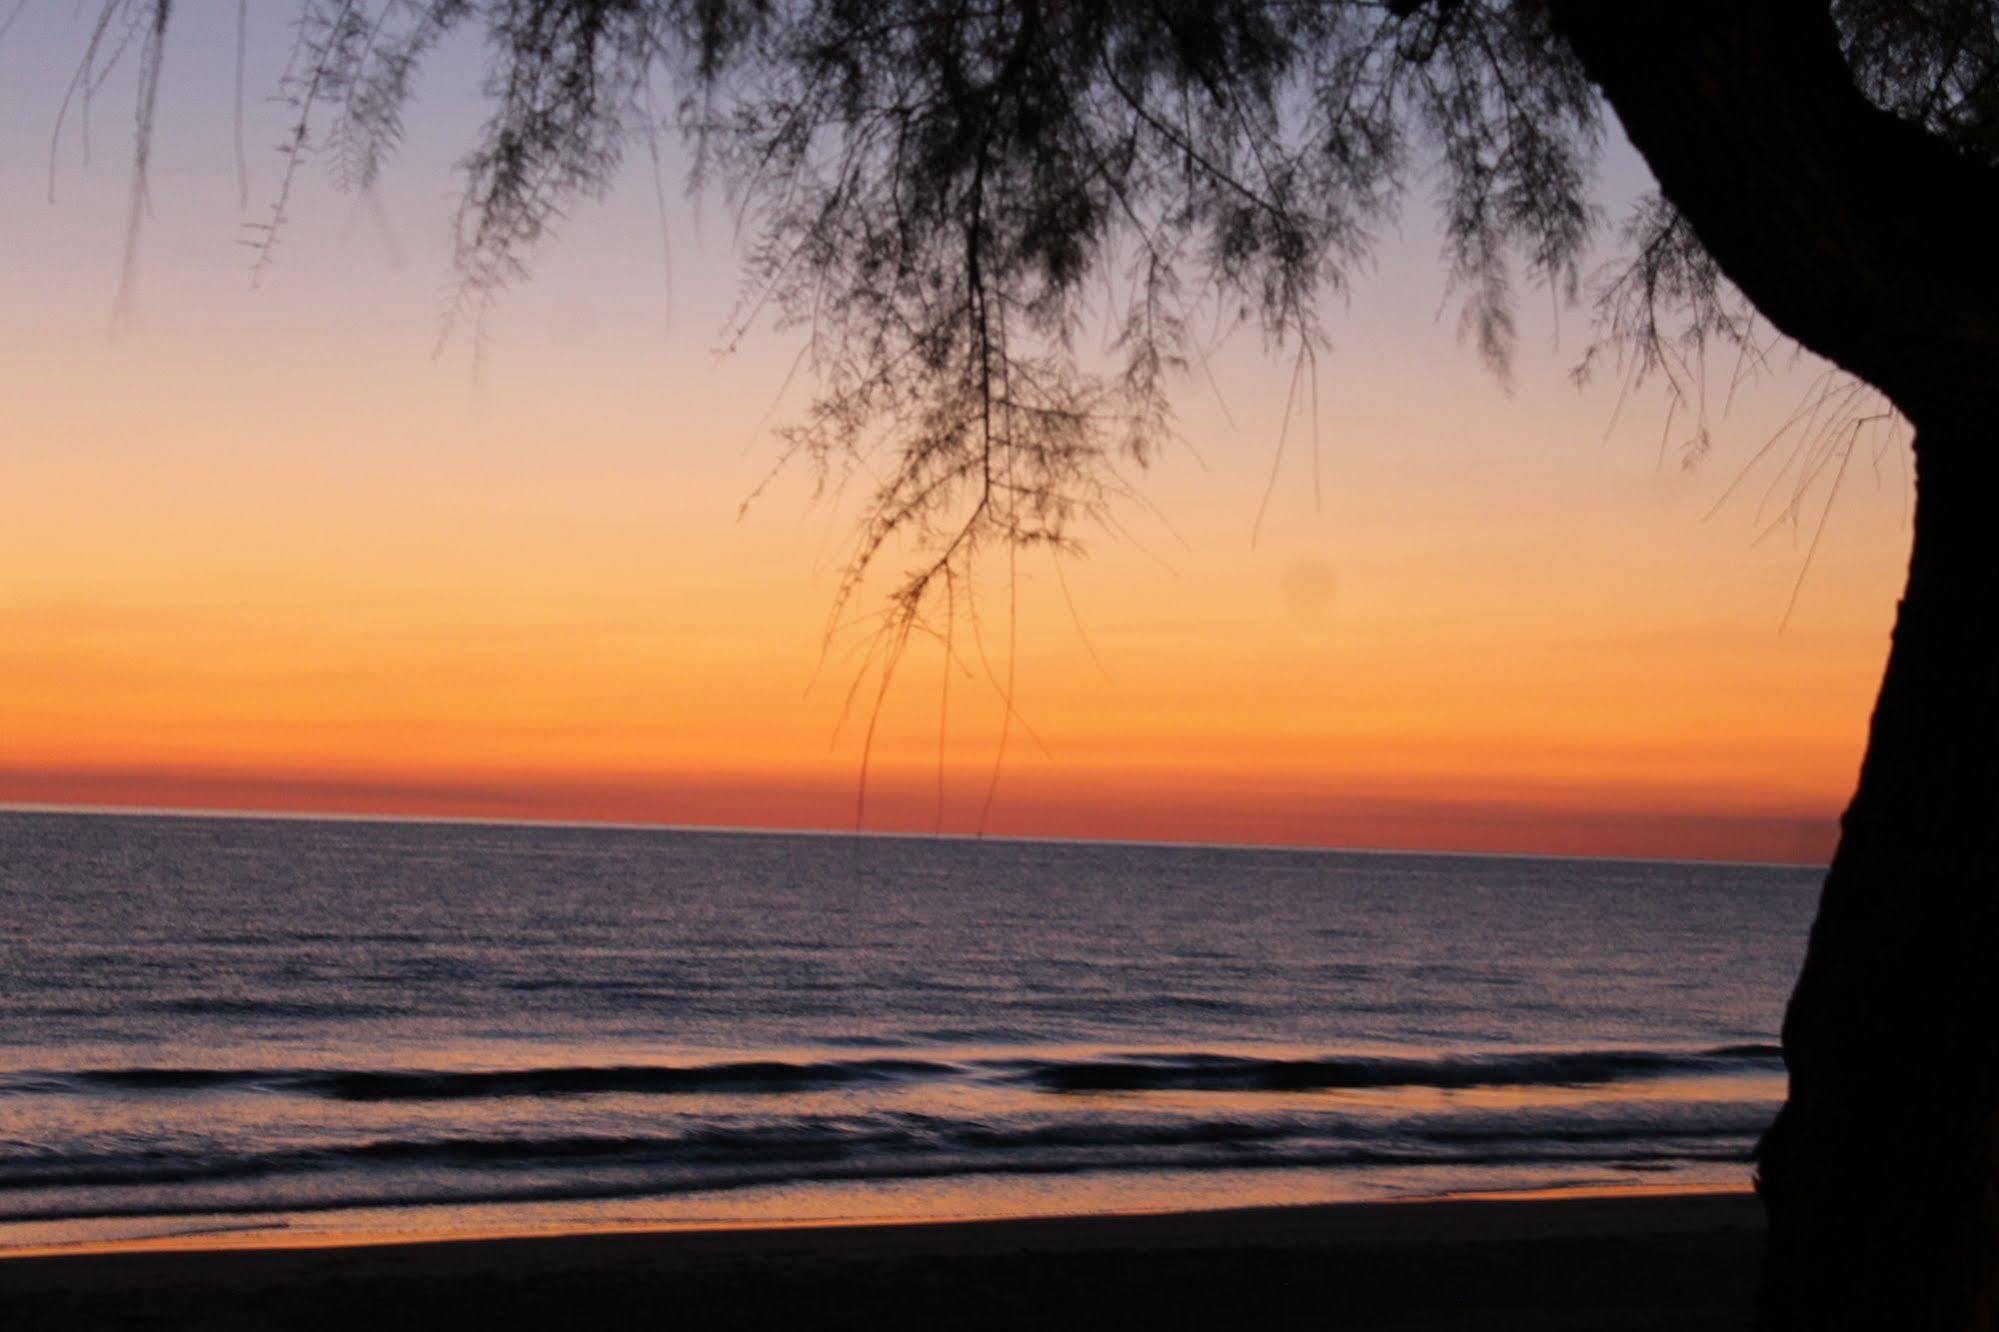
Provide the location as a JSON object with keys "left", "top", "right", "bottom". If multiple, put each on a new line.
{"left": 0, "top": 1190, "right": 1764, "bottom": 1330}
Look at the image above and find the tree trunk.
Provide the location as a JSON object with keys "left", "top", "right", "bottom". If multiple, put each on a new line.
{"left": 1540, "top": 4, "right": 1999, "bottom": 1327}
{"left": 1755, "top": 434, "right": 1999, "bottom": 1330}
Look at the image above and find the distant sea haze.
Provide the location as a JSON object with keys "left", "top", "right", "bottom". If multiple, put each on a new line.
{"left": 0, "top": 811, "right": 1814, "bottom": 1249}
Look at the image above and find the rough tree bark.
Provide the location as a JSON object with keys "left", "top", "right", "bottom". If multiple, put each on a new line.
{"left": 1546, "top": 1, "right": 1999, "bottom": 1327}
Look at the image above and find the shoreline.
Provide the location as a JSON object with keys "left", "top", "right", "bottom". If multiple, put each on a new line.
{"left": 0, "top": 1179, "right": 1755, "bottom": 1262}
{"left": 0, "top": 1189, "right": 1766, "bottom": 1330}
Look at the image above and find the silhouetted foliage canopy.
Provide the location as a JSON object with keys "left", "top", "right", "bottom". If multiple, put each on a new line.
{"left": 46, "top": 0, "right": 1999, "bottom": 644}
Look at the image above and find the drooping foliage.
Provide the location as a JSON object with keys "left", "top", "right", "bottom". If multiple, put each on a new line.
{"left": 38, "top": 0, "right": 1999, "bottom": 657}
{"left": 50, "top": 1, "right": 1608, "bottom": 632}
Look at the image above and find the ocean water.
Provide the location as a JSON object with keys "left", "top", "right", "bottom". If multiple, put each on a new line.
{"left": 0, "top": 810, "right": 1817, "bottom": 1250}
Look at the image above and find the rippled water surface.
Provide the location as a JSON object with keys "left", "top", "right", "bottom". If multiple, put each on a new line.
{"left": 0, "top": 810, "right": 1818, "bottom": 1248}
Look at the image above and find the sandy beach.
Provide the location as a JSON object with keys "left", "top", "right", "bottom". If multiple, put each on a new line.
{"left": 0, "top": 1189, "right": 1763, "bottom": 1330}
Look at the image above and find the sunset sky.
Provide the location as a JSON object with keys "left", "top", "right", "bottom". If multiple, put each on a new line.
{"left": 0, "top": 6, "right": 1916, "bottom": 862}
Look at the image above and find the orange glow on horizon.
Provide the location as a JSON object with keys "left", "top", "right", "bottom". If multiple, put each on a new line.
{"left": 0, "top": 17, "right": 1909, "bottom": 867}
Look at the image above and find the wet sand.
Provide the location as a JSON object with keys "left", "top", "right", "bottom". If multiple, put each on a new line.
{"left": 0, "top": 1190, "right": 1764, "bottom": 1330}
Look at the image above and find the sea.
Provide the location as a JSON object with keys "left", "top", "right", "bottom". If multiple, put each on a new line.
{"left": 0, "top": 809, "right": 1818, "bottom": 1251}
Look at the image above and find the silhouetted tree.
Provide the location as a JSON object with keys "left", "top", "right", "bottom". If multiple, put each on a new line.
{"left": 44, "top": 2, "right": 1999, "bottom": 1326}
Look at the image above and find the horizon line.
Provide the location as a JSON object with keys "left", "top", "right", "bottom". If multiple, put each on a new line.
{"left": 0, "top": 799, "right": 1829, "bottom": 874}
